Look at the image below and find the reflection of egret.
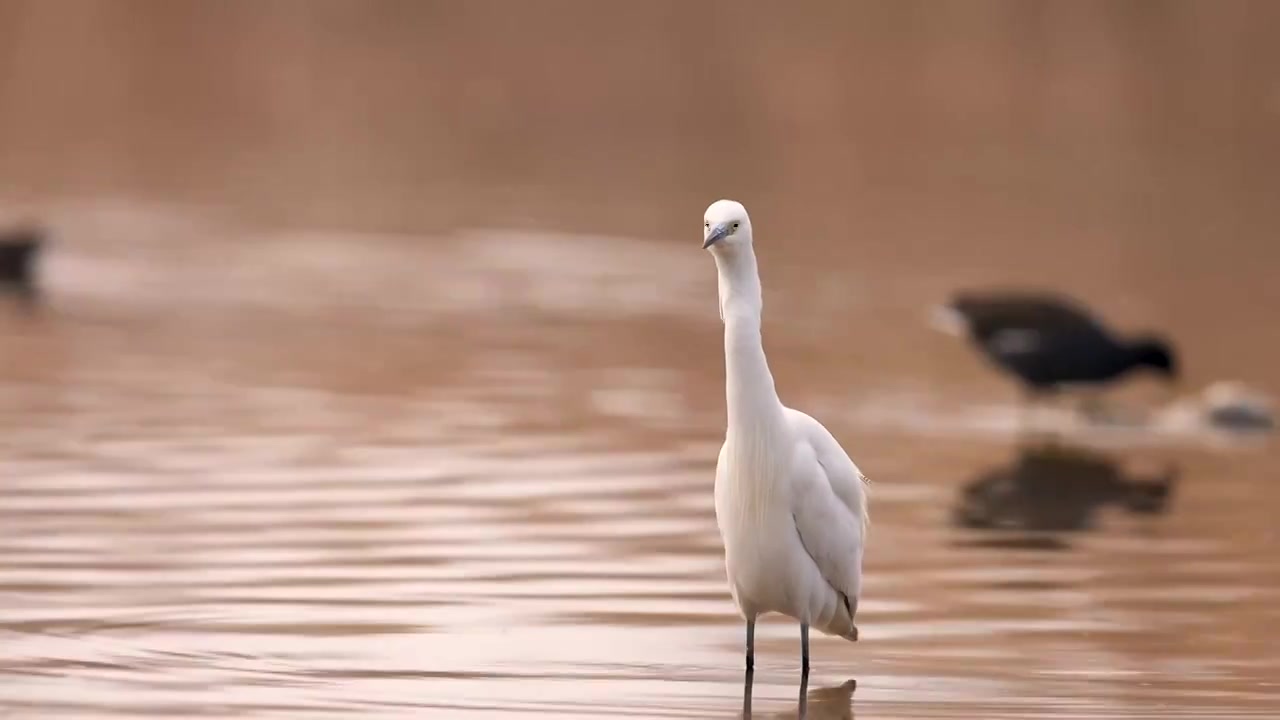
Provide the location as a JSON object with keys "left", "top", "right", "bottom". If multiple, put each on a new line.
{"left": 703, "top": 200, "right": 868, "bottom": 674}
{"left": 953, "top": 444, "right": 1176, "bottom": 538}
{"left": 742, "top": 666, "right": 857, "bottom": 719}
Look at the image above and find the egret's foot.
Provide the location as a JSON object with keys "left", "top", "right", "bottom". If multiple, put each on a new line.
{"left": 798, "top": 666, "right": 810, "bottom": 718}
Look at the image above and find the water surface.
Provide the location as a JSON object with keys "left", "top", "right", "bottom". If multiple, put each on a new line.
{"left": 0, "top": 204, "right": 1277, "bottom": 718}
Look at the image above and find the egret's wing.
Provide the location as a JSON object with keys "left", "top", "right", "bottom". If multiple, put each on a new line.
{"left": 785, "top": 409, "right": 868, "bottom": 604}
{"left": 786, "top": 408, "right": 869, "bottom": 526}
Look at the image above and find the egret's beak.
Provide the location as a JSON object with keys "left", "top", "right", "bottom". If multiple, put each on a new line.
{"left": 702, "top": 223, "right": 730, "bottom": 249}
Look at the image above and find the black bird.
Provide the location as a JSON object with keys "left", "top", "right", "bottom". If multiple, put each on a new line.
{"left": 933, "top": 290, "right": 1178, "bottom": 410}
{"left": 0, "top": 224, "right": 45, "bottom": 303}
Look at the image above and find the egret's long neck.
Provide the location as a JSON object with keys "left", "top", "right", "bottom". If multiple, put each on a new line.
{"left": 715, "top": 246, "right": 785, "bottom": 434}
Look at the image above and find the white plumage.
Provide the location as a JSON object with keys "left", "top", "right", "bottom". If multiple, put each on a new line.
{"left": 701, "top": 199, "right": 868, "bottom": 673}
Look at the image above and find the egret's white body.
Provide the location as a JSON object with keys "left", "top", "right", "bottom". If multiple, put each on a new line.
{"left": 702, "top": 199, "right": 868, "bottom": 672}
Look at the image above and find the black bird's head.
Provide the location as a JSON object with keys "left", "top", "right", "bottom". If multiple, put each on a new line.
{"left": 1128, "top": 335, "right": 1178, "bottom": 382}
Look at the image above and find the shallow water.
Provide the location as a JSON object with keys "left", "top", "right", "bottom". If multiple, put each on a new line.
{"left": 0, "top": 204, "right": 1277, "bottom": 719}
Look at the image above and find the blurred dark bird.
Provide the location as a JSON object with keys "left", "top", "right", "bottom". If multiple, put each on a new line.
{"left": 0, "top": 224, "right": 45, "bottom": 302}
{"left": 932, "top": 290, "right": 1178, "bottom": 409}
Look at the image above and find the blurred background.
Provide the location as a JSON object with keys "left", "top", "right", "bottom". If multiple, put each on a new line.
{"left": 0, "top": 1, "right": 1277, "bottom": 718}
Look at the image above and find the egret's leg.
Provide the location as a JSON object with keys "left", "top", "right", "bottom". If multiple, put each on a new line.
{"left": 800, "top": 623, "right": 810, "bottom": 673}
{"left": 797, "top": 661, "right": 810, "bottom": 719}
{"left": 745, "top": 618, "right": 756, "bottom": 671}
{"left": 741, "top": 664, "right": 754, "bottom": 718}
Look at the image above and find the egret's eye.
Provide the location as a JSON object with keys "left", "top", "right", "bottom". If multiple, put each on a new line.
{"left": 732, "top": 223, "right": 740, "bottom": 230}
{"left": 704, "top": 222, "right": 710, "bottom": 229}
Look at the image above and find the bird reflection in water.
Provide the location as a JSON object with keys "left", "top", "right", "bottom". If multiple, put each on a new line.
{"left": 954, "top": 443, "right": 1177, "bottom": 541}
{"left": 741, "top": 667, "right": 857, "bottom": 719}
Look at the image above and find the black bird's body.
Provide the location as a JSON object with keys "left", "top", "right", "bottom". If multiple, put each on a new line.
{"left": 0, "top": 225, "right": 45, "bottom": 307}
{"left": 936, "top": 291, "right": 1177, "bottom": 395}
{"left": 0, "top": 225, "right": 43, "bottom": 298}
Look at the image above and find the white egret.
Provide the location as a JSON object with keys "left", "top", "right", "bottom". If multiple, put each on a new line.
{"left": 702, "top": 199, "right": 869, "bottom": 674}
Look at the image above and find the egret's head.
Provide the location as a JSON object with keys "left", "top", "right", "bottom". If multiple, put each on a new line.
{"left": 702, "top": 199, "right": 752, "bottom": 252}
